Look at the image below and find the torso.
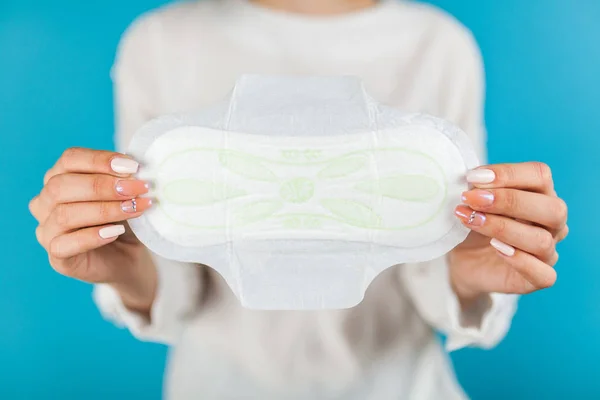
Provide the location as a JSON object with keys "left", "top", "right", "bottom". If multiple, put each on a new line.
{"left": 118, "top": 1, "right": 481, "bottom": 398}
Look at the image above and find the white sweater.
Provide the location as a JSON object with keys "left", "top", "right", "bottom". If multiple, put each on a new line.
{"left": 93, "top": 1, "right": 518, "bottom": 398}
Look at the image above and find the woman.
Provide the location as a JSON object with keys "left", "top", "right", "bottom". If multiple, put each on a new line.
{"left": 29, "top": 0, "right": 568, "bottom": 398}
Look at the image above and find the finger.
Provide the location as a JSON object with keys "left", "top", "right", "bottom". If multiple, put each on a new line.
{"left": 455, "top": 205, "right": 556, "bottom": 262}
{"left": 466, "top": 162, "right": 554, "bottom": 195}
{"left": 49, "top": 224, "right": 125, "bottom": 261}
{"left": 461, "top": 189, "right": 568, "bottom": 231}
{"left": 490, "top": 238, "right": 557, "bottom": 291}
{"left": 43, "top": 198, "right": 152, "bottom": 241}
{"left": 555, "top": 224, "right": 569, "bottom": 242}
{"left": 49, "top": 225, "right": 126, "bottom": 282}
{"left": 547, "top": 251, "right": 559, "bottom": 266}
{"left": 44, "top": 147, "right": 139, "bottom": 184}
{"left": 29, "top": 195, "right": 44, "bottom": 223}
{"left": 35, "top": 226, "right": 47, "bottom": 249}
{"left": 41, "top": 173, "right": 149, "bottom": 206}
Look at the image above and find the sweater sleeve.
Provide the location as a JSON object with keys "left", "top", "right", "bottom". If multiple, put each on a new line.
{"left": 92, "top": 14, "right": 204, "bottom": 345}
{"left": 399, "top": 19, "right": 518, "bottom": 351}
{"left": 400, "top": 257, "right": 518, "bottom": 351}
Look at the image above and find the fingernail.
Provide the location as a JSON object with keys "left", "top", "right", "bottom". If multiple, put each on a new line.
{"left": 461, "top": 189, "right": 494, "bottom": 207}
{"left": 490, "top": 238, "right": 515, "bottom": 257}
{"left": 99, "top": 225, "right": 125, "bottom": 239}
{"left": 455, "top": 205, "right": 486, "bottom": 227}
{"left": 466, "top": 168, "right": 495, "bottom": 184}
{"left": 115, "top": 180, "right": 149, "bottom": 197}
{"left": 111, "top": 157, "right": 139, "bottom": 174}
{"left": 121, "top": 197, "right": 153, "bottom": 214}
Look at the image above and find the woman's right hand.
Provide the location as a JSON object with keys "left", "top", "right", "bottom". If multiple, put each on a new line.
{"left": 29, "top": 147, "right": 157, "bottom": 314}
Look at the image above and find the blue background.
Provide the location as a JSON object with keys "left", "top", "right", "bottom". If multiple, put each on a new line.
{"left": 1, "top": 0, "right": 598, "bottom": 398}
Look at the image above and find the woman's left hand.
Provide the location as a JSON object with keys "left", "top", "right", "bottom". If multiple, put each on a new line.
{"left": 449, "top": 162, "right": 569, "bottom": 306}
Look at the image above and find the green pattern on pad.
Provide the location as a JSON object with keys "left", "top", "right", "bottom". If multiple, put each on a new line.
{"left": 157, "top": 147, "right": 447, "bottom": 230}
{"left": 219, "top": 151, "right": 278, "bottom": 182}
{"left": 163, "top": 179, "right": 246, "bottom": 205}
{"left": 233, "top": 200, "right": 284, "bottom": 225}
{"left": 355, "top": 175, "right": 439, "bottom": 202}
{"left": 317, "top": 155, "right": 366, "bottom": 179}
{"left": 279, "top": 178, "right": 315, "bottom": 203}
{"left": 320, "top": 198, "right": 382, "bottom": 228}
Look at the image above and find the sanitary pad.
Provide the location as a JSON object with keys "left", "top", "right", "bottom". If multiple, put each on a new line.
{"left": 127, "top": 75, "right": 479, "bottom": 310}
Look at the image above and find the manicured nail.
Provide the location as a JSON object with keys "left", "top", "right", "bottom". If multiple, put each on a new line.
{"left": 490, "top": 238, "right": 515, "bottom": 257}
{"left": 466, "top": 168, "right": 495, "bottom": 184}
{"left": 115, "top": 180, "right": 149, "bottom": 197}
{"left": 121, "top": 197, "right": 153, "bottom": 213}
{"left": 455, "top": 205, "right": 486, "bottom": 227}
{"left": 461, "top": 189, "right": 494, "bottom": 207}
{"left": 99, "top": 225, "right": 125, "bottom": 239}
{"left": 111, "top": 157, "right": 139, "bottom": 174}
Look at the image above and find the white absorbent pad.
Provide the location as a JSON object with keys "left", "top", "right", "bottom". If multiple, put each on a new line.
{"left": 127, "top": 75, "right": 480, "bottom": 310}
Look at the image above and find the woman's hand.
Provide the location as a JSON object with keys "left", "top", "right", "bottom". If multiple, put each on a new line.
{"left": 29, "top": 148, "right": 156, "bottom": 314}
{"left": 449, "top": 162, "right": 568, "bottom": 307}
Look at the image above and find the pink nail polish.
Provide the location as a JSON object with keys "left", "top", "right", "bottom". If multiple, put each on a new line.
{"left": 121, "top": 198, "right": 152, "bottom": 214}
{"left": 461, "top": 189, "right": 494, "bottom": 207}
{"left": 455, "top": 205, "right": 486, "bottom": 227}
{"left": 115, "top": 180, "right": 150, "bottom": 197}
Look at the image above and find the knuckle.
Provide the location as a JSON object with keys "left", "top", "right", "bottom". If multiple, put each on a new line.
{"left": 501, "top": 165, "right": 517, "bottom": 185}
{"left": 35, "top": 227, "right": 45, "bottom": 246}
{"left": 97, "top": 202, "right": 113, "bottom": 221}
{"left": 500, "top": 190, "right": 518, "bottom": 212}
{"left": 90, "top": 175, "right": 105, "bottom": 197}
{"left": 28, "top": 197, "right": 38, "bottom": 216}
{"left": 43, "top": 170, "right": 52, "bottom": 184}
{"left": 537, "top": 231, "right": 555, "bottom": 255}
{"left": 552, "top": 198, "right": 568, "bottom": 224}
{"left": 558, "top": 225, "right": 569, "bottom": 241}
{"left": 533, "top": 162, "right": 553, "bottom": 185}
{"left": 90, "top": 150, "right": 107, "bottom": 170}
{"left": 60, "top": 147, "right": 83, "bottom": 164}
{"left": 538, "top": 269, "right": 557, "bottom": 289}
{"left": 44, "top": 175, "right": 63, "bottom": 203}
{"left": 491, "top": 218, "right": 508, "bottom": 238}
{"left": 48, "top": 238, "right": 66, "bottom": 260}
{"left": 52, "top": 204, "right": 71, "bottom": 227}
